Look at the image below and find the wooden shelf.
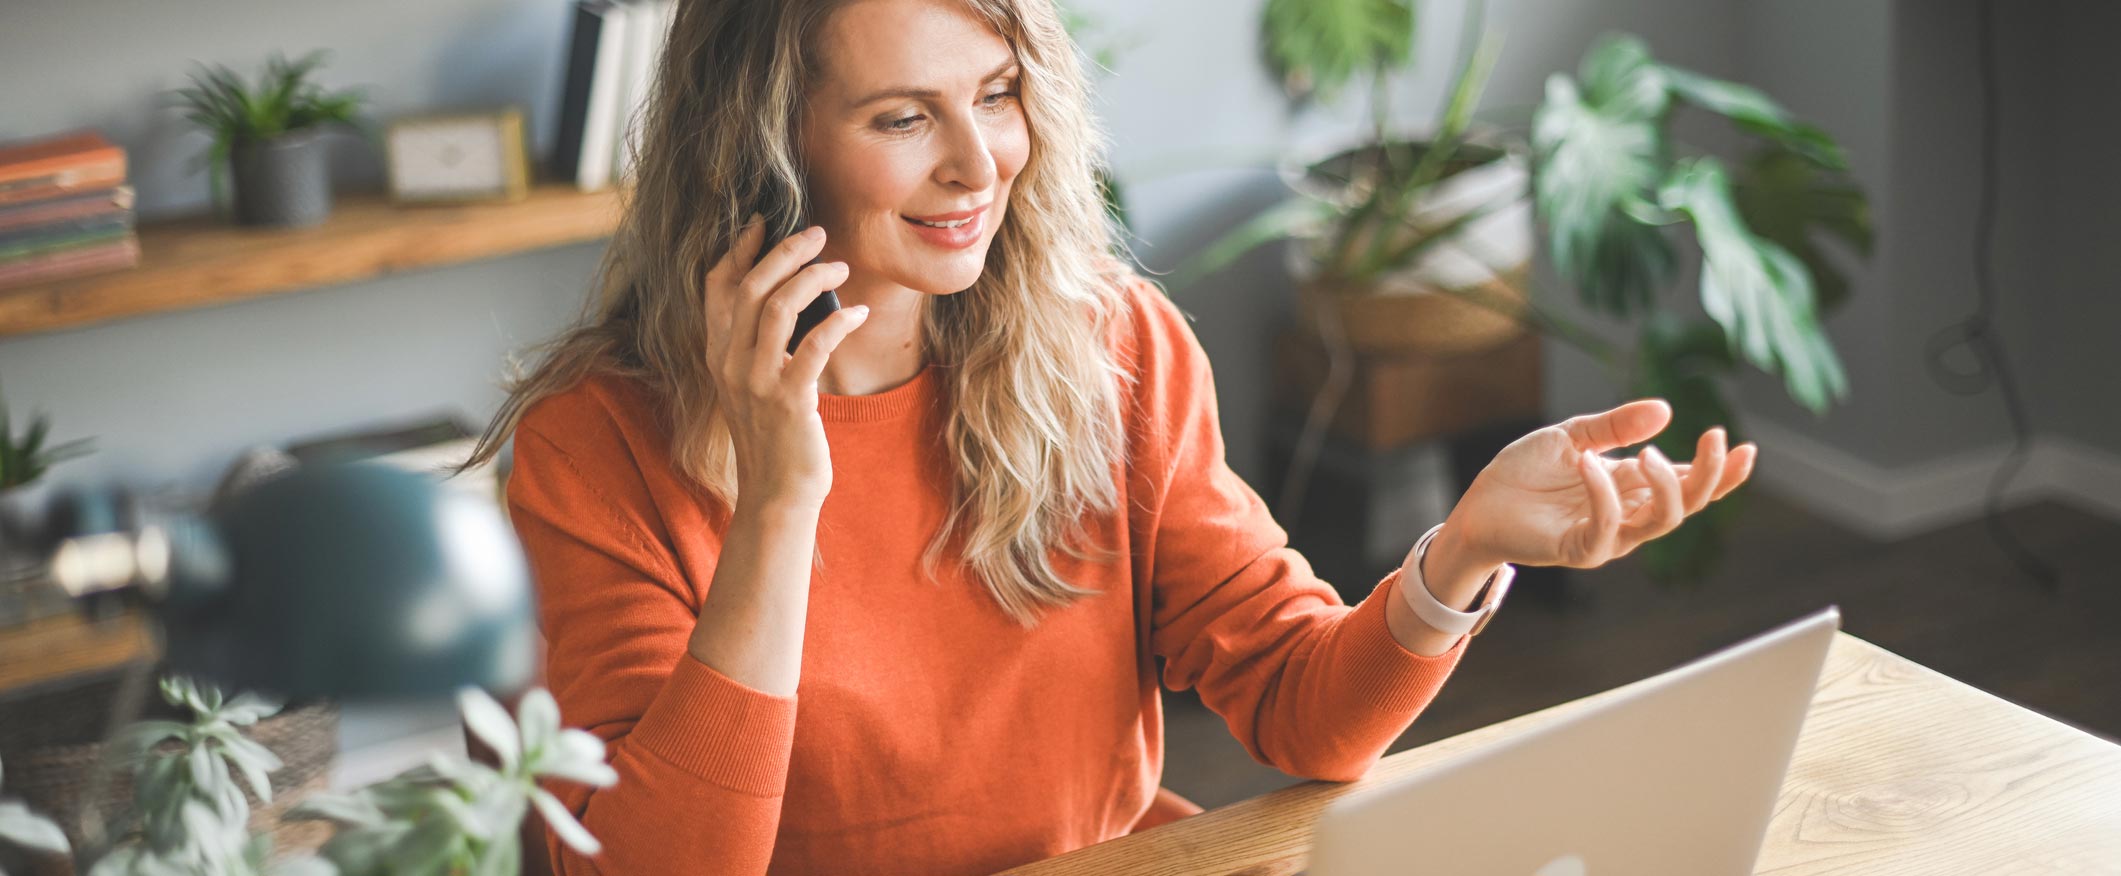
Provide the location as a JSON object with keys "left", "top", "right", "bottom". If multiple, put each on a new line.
{"left": 0, "top": 183, "right": 624, "bottom": 338}
{"left": 0, "top": 607, "right": 152, "bottom": 696}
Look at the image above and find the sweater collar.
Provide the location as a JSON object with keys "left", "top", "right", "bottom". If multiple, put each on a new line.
{"left": 817, "top": 362, "right": 939, "bottom": 423}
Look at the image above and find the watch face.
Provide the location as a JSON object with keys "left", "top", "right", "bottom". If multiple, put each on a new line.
{"left": 389, "top": 121, "right": 508, "bottom": 196}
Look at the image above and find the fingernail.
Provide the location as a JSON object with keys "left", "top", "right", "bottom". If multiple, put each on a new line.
{"left": 803, "top": 225, "right": 826, "bottom": 240}
{"left": 849, "top": 305, "right": 870, "bottom": 318}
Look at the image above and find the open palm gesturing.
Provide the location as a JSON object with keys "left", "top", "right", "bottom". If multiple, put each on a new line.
{"left": 1445, "top": 399, "right": 1758, "bottom": 571}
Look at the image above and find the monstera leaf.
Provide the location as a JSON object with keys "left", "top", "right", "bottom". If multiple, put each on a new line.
{"left": 1734, "top": 147, "right": 1873, "bottom": 314}
{"left": 1662, "top": 67, "right": 1846, "bottom": 170}
{"left": 1659, "top": 157, "right": 1848, "bottom": 415}
{"left": 1531, "top": 35, "right": 1676, "bottom": 317}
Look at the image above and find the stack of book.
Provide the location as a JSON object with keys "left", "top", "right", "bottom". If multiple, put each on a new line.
{"left": 0, "top": 130, "right": 140, "bottom": 291}
{"left": 552, "top": 0, "right": 678, "bottom": 192}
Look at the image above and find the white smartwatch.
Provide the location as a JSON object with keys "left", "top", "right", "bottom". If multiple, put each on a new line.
{"left": 1397, "top": 523, "right": 1513, "bottom": 639}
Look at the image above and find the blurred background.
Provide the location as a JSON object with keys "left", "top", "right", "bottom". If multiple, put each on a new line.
{"left": 0, "top": 0, "right": 2113, "bottom": 855}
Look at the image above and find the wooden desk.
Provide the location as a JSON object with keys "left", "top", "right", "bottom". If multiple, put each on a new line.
{"left": 1003, "top": 632, "right": 2121, "bottom": 875}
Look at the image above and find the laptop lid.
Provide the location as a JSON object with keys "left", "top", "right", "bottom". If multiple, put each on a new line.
{"left": 1307, "top": 606, "right": 1841, "bottom": 876}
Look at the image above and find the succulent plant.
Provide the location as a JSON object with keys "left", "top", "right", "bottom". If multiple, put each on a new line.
{"left": 285, "top": 687, "right": 616, "bottom": 876}
{"left": 82, "top": 676, "right": 293, "bottom": 876}
{"left": 6, "top": 677, "right": 611, "bottom": 876}
{"left": 0, "top": 752, "right": 74, "bottom": 867}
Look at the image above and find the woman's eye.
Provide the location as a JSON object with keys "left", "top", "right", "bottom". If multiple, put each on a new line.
{"left": 879, "top": 90, "right": 1015, "bottom": 133}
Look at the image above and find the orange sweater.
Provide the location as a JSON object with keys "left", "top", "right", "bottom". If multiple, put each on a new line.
{"left": 504, "top": 273, "right": 1471, "bottom": 875}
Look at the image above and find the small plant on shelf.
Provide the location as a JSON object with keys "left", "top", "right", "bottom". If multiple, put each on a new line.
{"left": 0, "top": 384, "right": 93, "bottom": 491}
{"left": 168, "top": 50, "right": 368, "bottom": 228}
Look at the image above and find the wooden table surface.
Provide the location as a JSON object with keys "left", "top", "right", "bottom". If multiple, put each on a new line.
{"left": 1002, "top": 632, "right": 2121, "bottom": 875}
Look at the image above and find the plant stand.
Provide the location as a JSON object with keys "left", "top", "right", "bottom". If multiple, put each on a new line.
{"left": 1270, "top": 324, "right": 1542, "bottom": 450}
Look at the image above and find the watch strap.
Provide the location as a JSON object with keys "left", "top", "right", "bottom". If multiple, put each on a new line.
{"left": 1398, "top": 523, "right": 1513, "bottom": 639}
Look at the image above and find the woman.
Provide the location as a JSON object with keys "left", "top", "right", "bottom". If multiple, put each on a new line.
{"left": 466, "top": 0, "right": 1757, "bottom": 873}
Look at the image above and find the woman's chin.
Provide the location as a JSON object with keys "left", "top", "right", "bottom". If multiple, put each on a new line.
{"left": 902, "top": 259, "right": 988, "bottom": 295}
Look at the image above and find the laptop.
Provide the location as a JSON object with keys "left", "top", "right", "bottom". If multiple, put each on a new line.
{"left": 1306, "top": 606, "right": 1841, "bottom": 876}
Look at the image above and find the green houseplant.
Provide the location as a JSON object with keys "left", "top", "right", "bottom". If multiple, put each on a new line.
{"left": 0, "top": 676, "right": 612, "bottom": 876}
{"left": 0, "top": 388, "right": 93, "bottom": 493}
{"left": 0, "top": 386, "right": 93, "bottom": 601}
{"left": 0, "top": 753, "right": 72, "bottom": 871}
{"left": 168, "top": 50, "right": 367, "bottom": 228}
{"left": 1177, "top": 1, "right": 1870, "bottom": 583}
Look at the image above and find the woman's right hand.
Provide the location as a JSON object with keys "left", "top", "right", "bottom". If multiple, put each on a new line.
{"left": 703, "top": 213, "right": 869, "bottom": 513}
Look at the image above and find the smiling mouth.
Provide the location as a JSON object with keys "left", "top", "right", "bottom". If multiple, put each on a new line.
{"left": 901, "top": 203, "right": 990, "bottom": 227}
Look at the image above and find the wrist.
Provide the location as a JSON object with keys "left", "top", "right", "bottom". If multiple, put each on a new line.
{"left": 736, "top": 493, "right": 823, "bottom": 524}
{"left": 1419, "top": 521, "right": 1505, "bottom": 612}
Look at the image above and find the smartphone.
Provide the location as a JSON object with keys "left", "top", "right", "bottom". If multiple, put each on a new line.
{"left": 756, "top": 196, "right": 843, "bottom": 355}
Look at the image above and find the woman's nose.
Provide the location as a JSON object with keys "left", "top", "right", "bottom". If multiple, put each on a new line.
{"left": 936, "top": 117, "right": 998, "bottom": 191}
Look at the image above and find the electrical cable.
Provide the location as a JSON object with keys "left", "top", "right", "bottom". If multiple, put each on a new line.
{"left": 1921, "top": 0, "right": 2060, "bottom": 590}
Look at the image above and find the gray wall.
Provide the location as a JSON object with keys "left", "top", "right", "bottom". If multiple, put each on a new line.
{"left": 2011, "top": 1, "right": 2121, "bottom": 456}
{"left": 1726, "top": 0, "right": 1902, "bottom": 464}
{"left": 1729, "top": 0, "right": 2120, "bottom": 474}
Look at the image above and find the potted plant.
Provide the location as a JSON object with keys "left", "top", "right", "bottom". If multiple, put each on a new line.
{"left": 0, "top": 386, "right": 92, "bottom": 595}
{"left": 169, "top": 50, "right": 367, "bottom": 228}
{"left": 1174, "top": 1, "right": 1870, "bottom": 584}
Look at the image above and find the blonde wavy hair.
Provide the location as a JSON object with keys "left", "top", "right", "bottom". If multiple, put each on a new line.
{"left": 461, "top": 0, "right": 1142, "bottom": 627}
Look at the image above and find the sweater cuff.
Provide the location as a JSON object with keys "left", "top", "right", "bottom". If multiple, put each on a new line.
{"left": 627, "top": 652, "right": 799, "bottom": 797}
{"left": 1336, "top": 566, "right": 1470, "bottom": 715}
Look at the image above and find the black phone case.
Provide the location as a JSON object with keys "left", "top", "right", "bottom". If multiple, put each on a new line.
{"left": 757, "top": 202, "right": 843, "bottom": 355}
{"left": 788, "top": 288, "right": 842, "bottom": 355}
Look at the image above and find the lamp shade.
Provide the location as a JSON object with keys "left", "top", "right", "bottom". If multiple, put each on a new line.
{"left": 159, "top": 462, "right": 537, "bottom": 699}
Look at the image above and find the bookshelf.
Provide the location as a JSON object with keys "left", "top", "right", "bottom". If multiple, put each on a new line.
{"left": 0, "top": 183, "right": 625, "bottom": 338}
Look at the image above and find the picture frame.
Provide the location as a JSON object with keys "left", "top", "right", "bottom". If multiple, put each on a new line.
{"left": 383, "top": 107, "right": 532, "bottom": 205}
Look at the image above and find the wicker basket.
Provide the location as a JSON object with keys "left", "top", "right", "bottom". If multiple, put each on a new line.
{"left": 0, "top": 665, "right": 338, "bottom": 875}
{"left": 1295, "top": 265, "right": 1533, "bottom": 356}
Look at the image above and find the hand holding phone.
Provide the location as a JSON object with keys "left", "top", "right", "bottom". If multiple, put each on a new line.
{"left": 756, "top": 211, "right": 844, "bottom": 355}
{"left": 702, "top": 213, "right": 870, "bottom": 511}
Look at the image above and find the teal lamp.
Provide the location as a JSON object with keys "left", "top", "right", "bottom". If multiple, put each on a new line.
{"left": 17, "top": 461, "right": 535, "bottom": 699}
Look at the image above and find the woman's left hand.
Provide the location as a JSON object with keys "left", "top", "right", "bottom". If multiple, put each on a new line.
{"left": 1440, "top": 398, "right": 1758, "bottom": 572}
